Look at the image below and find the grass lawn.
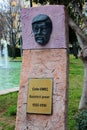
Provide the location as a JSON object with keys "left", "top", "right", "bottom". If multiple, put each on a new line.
{"left": 0, "top": 55, "right": 84, "bottom": 130}
{"left": 0, "top": 92, "right": 18, "bottom": 130}
{"left": 68, "top": 55, "right": 84, "bottom": 130}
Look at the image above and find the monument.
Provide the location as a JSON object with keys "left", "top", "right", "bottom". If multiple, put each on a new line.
{"left": 15, "top": 5, "right": 69, "bottom": 130}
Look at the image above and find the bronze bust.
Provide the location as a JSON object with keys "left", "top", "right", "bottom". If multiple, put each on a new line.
{"left": 32, "top": 14, "right": 52, "bottom": 46}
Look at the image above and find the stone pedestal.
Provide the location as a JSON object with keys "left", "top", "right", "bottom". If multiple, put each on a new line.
{"left": 15, "top": 5, "right": 69, "bottom": 130}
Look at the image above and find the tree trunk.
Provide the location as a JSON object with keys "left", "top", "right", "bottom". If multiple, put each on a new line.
{"left": 69, "top": 17, "right": 87, "bottom": 109}
{"left": 79, "top": 63, "right": 87, "bottom": 109}
{"left": 79, "top": 51, "right": 87, "bottom": 109}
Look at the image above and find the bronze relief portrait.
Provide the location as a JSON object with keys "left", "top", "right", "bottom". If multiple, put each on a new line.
{"left": 32, "top": 14, "right": 52, "bottom": 46}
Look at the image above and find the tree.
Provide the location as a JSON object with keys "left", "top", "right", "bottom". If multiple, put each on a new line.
{"left": 0, "top": 0, "right": 10, "bottom": 39}
{"left": 32, "top": 0, "right": 87, "bottom": 110}
{"left": 0, "top": 0, "right": 22, "bottom": 58}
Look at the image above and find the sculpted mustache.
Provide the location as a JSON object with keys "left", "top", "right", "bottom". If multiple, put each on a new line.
{"left": 35, "top": 35, "right": 44, "bottom": 38}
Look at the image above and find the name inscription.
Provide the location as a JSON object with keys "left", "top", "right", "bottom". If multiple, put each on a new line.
{"left": 27, "top": 78, "right": 52, "bottom": 114}
{"left": 32, "top": 87, "right": 48, "bottom": 91}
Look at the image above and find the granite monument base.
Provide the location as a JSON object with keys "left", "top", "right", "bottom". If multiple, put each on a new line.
{"left": 15, "top": 49, "right": 68, "bottom": 130}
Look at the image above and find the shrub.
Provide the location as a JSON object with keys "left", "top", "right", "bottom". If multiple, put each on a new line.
{"left": 74, "top": 110, "right": 87, "bottom": 130}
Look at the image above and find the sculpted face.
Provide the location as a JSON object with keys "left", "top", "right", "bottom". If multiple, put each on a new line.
{"left": 32, "top": 14, "right": 52, "bottom": 46}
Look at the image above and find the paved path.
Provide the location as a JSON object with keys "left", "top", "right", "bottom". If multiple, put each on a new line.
{"left": 0, "top": 87, "right": 19, "bottom": 95}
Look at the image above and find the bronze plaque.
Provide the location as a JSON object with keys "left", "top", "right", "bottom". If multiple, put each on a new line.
{"left": 27, "top": 78, "right": 53, "bottom": 114}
